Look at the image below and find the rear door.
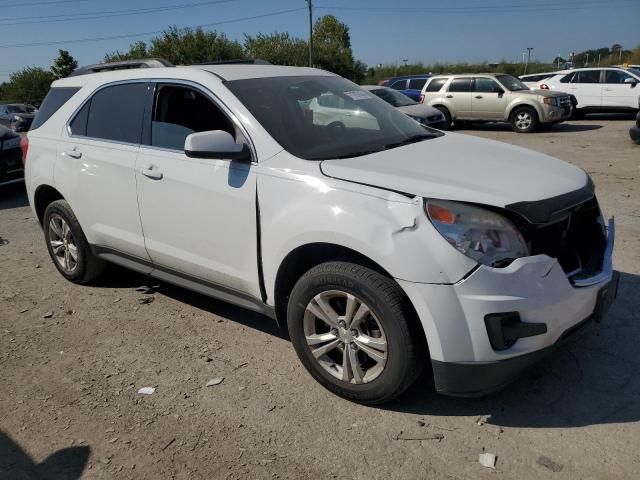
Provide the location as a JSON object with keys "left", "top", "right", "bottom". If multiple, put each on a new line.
{"left": 562, "top": 70, "right": 602, "bottom": 108}
{"left": 471, "top": 77, "right": 507, "bottom": 119}
{"left": 602, "top": 69, "right": 640, "bottom": 108}
{"left": 445, "top": 78, "right": 473, "bottom": 118}
{"left": 57, "top": 82, "right": 151, "bottom": 261}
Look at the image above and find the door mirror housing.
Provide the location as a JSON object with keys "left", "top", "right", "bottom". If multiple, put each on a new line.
{"left": 624, "top": 77, "right": 638, "bottom": 86}
{"left": 496, "top": 87, "right": 505, "bottom": 96}
{"left": 184, "top": 130, "right": 251, "bottom": 162}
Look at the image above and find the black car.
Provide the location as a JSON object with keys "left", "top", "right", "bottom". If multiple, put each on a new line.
{"left": 0, "top": 125, "right": 24, "bottom": 186}
{"left": 631, "top": 110, "right": 640, "bottom": 145}
{"left": 0, "top": 103, "right": 37, "bottom": 132}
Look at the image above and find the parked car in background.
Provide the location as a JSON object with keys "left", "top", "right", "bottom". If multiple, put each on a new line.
{"left": 421, "top": 73, "right": 572, "bottom": 132}
{"left": 630, "top": 102, "right": 640, "bottom": 144}
{"left": 382, "top": 74, "right": 432, "bottom": 101}
{"left": 361, "top": 85, "right": 446, "bottom": 129}
{"left": 0, "top": 125, "right": 24, "bottom": 186}
{"left": 527, "top": 67, "right": 640, "bottom": 115}
{"left": 519, "top": 72, "right": 557, "bottom": 85}
{"left": 25, "top": 60, "right": 617, "bottom": 404}
{"left": 0, "top": 103, "right": 37, "bottom": 132}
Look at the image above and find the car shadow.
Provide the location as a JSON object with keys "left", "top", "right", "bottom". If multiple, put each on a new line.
{"left": 0, "top": 430, "right": 90, "bottom": 480}
{"left": 0, "top": 183, "right": 28, "bottom": 210}
{"left": 380, "top": 271, "right": 640, "bottom": 429}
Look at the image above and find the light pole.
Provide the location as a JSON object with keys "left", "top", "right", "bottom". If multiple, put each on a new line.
{"left": 523, "top": 47, "right": 533, "bottom": 75}
{"left": 306, "top": 0, "right": 313, "bottom": 67}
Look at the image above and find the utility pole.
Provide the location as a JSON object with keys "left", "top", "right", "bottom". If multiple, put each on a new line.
{"left": 523, "top": 47, "right": 533, "bottom": 75}
{"left": 619, "top": 46, "right": 623, "bottom": 64}
{"left": 306, "top": 0, "right": 313, "bottom": 67}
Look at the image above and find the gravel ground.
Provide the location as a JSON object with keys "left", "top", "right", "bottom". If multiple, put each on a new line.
{"left": 1, "top": 117, "right": 639, "bottom": 479}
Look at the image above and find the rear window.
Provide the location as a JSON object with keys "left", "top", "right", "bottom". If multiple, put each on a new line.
{"left": 30, "top": 87, "right": 79, "bottom": 130}
{"left": 425, "top": 78, "right": 447, "bottom": 92}
{"left": 70, "top": 83, "right": 147, "bottom": 144}
{"left": 448, "top": 78, "right": 472, "bottom": 92}
{"left": 389, "top": 79, "right": 406, "bottom": 90}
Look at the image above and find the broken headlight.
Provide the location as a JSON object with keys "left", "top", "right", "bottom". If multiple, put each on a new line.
{"left": 425, "top": 199, "right": 529, "bottom": 267}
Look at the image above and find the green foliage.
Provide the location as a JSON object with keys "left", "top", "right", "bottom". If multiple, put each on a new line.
{"left": 0, "top": 67, "right": 54, "bottom": 104}
{"left": 50, "top": 50, "right": 78, "bottom": 79}
{"left": 244, "top": 32, "right": 308, "bottom": 66}
{"left": 103, "top": 41, "right": 149, "bottom": 63}
{"left": 312, "top": 15, "right": 357, "bottom": 79}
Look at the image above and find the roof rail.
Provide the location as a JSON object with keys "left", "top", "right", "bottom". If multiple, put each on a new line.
{"left": 68, "top": 58, "right": 174, "bottom": 77}
{"left": 193, "top": 58, "right": 272, "bottom": 66}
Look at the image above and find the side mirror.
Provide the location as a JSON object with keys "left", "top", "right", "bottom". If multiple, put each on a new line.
{"left": 496, "top": 88, "right": 505, "bottom": 96}
{"left": 624, "top": 77, "right": 638, "bottom": 87}
{"left": 184, "top": 130, "right": 251, "bottom": 162}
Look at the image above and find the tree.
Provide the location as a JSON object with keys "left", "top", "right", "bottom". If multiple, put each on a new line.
{"left": 1, "top": 67, "right": 54, "bottom": 105}
{"left": 149, "top": 26, "right": 244, "bottom": 64}
{"left": 104, "top": 41, "right": 149, "bottom": 63}
{"left": 244, "top": 32, "right": 307, "bottom": 66}
{"left": 312, "top": 15, "right": 355, "bottom": 78}
{"left": 50, "top": 50, "right": 78, "bottom": 79}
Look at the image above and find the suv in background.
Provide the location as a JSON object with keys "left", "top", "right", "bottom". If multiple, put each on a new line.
{"left": 528, "top": 67, "right": 640, "bottom": 115}
{"left": 421, "top": 73, "right": 572, "bottom": 132}
{"left": 0, "top": 125, "right": 24, "bottom": 186}
{"left": 382, "top": 74, "right": 432, "bottom": 101}
{"left": 0, "top": 103, "right": 37, "bottom": 132}
{"left": 24, "top": 59, "right": 617, "bottom": 404}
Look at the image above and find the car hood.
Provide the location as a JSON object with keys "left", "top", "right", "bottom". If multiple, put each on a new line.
{"left": 13, "top": 112, "right": 35, "bottom": 119}
{"left": 520, "top": 89, "right": 567, "bottom": 98}
{"left": 319, "top": 132, "right": 587, "bottom": 209}
{"left": 397, "top": 104, "right": 443, "bottom": 117}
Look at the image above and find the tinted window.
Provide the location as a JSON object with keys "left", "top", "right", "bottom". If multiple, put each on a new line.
{"left": 560, "top": 73, "right": 574, "bottom": 83}
{"left": 370, "top": 88, "right": 415, "bottom": 107}
{"left": 31, "top": 88, "right": 79, "bottom": 130}
{"left": 84, "top": 83, "right": 147, "bottom": 143}
{"left": 474, "top": 78, "right": 501, "bottom": 93}
{"left": 604, "top": 70, "right": 634, "bottom": 84}
{"left": 521, "top": 74, "right": 553, "bottom": 82}
{"left": 150, "top": 84, "right": 234, "bottom": 151}
{"left": 425, "top": 78, "right": 446, "bottom": 92}
{"left": 408, "top": 78, "right": 427, "bottom": 89}
{"left": 448, "top": 78, "right": 472, "bottom": 92}
{"left": 69, "top": 101, "right": 90, "bottom": 136}
{"left": 574, "top": 70, "right": 601, "bottom": 84}
{"left": 390, "top": 80, "right": 406, "bottom": 90}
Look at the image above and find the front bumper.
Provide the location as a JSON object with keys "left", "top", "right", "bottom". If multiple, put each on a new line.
{"left": 399, "top": 217, "right": 617, "bottom": 397}
{"left": 539, "top": 103, "right": 572, "bottom": 123}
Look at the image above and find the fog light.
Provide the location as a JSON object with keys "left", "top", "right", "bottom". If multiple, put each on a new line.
{"left": 484, "top": 312, "right": 547, "bottom": 350}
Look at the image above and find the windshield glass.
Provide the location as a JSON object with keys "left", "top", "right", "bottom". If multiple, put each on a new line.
{"left": 7, "top": 105, "right": 30, "bottom": 113}
{"left": 496, "top": 74, "right": 529, "bottom": 91}
{"left": 226, "top": 75, "right": 440, "bottom": 160}
{"left": 370, "top": 88, "right": 416, "bottom": 107}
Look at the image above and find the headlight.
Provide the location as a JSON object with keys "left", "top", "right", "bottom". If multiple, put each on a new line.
{"left": 13, "top": 115, "right": 22, "bottom": 121}
{"left": 425, "top": 199, "right": 529, "bottom": 267}
{"left": 543, "top": 97, "right": 558, "bottom": 107}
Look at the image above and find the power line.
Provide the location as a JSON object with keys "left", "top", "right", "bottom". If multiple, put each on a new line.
{"left": 0, "top": 0, "right": 97, "bottom": 9}
{"left": 0, "top": 7, "right": 306, "bottom": 49}
{"left": 0, "top": 0, "right": 238, "bottom": 26}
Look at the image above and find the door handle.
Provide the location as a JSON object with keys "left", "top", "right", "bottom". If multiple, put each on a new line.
{"left": 446, "top": 95, "right": 453, "bottom": 98}
{"left": 475, "top": 95, "right": 483, "bottom": 99}
{"left": 64, "top": 149, "right": 82, "bottom": 159}
{"left": 141, "top": 165, "right": 163, "bottom": 180}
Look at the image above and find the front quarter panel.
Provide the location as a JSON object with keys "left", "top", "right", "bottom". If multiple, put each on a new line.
{"left": 258, "top": 153, "right": 478, "bottom": 304}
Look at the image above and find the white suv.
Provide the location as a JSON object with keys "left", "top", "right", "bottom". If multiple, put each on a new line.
{"left": 24, "top": 60, "right": 618, "bottom": 404}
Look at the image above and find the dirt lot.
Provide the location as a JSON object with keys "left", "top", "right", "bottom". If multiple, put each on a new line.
{"left": 1, "top": 117, "right": 639, "bottom": 479}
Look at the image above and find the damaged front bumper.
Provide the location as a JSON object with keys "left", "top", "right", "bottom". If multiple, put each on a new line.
{"left": 399, "top": 218, "right": 618, "bottom": 397}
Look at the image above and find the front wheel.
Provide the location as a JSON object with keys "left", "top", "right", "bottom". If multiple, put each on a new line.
{"left": 433, "top": 106, "right": 452, "bottom": 130}
{"left": 287, "top": 262, "right": 424, "bottom": 404}
{"left": 510, "top": 106, "right": 539, "bottom": 133}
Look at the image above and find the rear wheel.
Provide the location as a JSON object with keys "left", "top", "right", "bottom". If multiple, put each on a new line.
{"left": 287, "top": 262, "right": 424, "bottom": 404}
{"left": 43, "top": 200, "right": 105, "bottom": 284}
{"left": 433, "top": 106, "right": 452, "bottom": 130}
{"left": 510, "top": 106, "right": 539, "bottom": 133}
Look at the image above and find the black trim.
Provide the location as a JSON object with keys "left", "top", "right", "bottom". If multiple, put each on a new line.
{"left": 140, "top": 82, "right": 155, "bottom": 147}
{"left": 630, "top": 126, "right": 640, "bottom": 145}
{"left": 91, "top": 245, "right": 276, "bottom": 319}
{"left": 255, "top": 186, "right": 268, "bottom": 304}
{"left": 184, "top": 144, "right": 251, "bottom": 162}
{"left": 505, "top": 180, "right": 595, "bottom": 224}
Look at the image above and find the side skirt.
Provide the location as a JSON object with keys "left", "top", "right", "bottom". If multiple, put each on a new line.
{"left": 92, "top": 245, "right": 277, "bottom": 320}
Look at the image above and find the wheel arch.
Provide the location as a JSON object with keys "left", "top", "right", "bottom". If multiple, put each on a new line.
{"left": 506, "top": 101, "right": 541, "bottom": 121}
{"left": 33, "top": 184, "right": 65, "bottom": 226}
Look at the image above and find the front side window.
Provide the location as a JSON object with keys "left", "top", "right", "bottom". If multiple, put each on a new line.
{"left": 448, "top": 78, "right": 472, "bottom": 92}
{"left": 474, "top": 78, "right": 501, "bottom": 93}
{"left": 150, "top": 84, "right": 234, "bottom": 150}
{"left": 390, "top": 79, "right": 406, "bottom": 90}
{"left": 495, "top": 74, "right": 529, "bottom": 91}
{"left": 425, "top": 78, "right": 447, "bottom": 92}
{"left": 370, "top": 88, "right": 415, "bottom": 107}
{"left": 604, "top": 70, "right": 634, "bottom": 84}
{"left": 408, "top": 78, "right": 427, "bottom": 90}
{"left": 226, "top": 75, "right": 441, "bottom": 160}
{"left": 574, "top": 70, "right": 601, "bottom": 84}
{"left": 70, "top": 83, "right": 147, "bottom": 143}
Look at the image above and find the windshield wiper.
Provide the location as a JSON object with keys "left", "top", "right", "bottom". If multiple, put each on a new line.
{"left": 331, "top": 149, "right": 385, "bottom": 159}
{"left": 383, "top": 133, "right": 436, "bottom": 150}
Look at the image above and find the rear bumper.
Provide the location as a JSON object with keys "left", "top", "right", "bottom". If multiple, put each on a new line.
{"left": 630, "top": 126, "right": 640, "bottom": 144}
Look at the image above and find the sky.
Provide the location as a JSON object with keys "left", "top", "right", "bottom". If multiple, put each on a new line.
{"left": 1, "top": 0, "right": 639, "bottom": 81}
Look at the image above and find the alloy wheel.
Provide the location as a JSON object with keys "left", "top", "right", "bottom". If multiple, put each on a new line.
{"left": 48, "top": 215, "right": 78, "bottom": 273}
{"left": 515, "top": 112, "right": 532, "bottom": 130}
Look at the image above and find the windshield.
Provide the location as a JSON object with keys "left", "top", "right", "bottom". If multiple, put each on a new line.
{"left": 226, "top": 75, "right": 440, "bottom": 160}
{"left": 496, "top": 74, "right": 529, "bottom": 91}
{"left": 370, "top": 88, "right": 416, "bottom": 107}
{"left": 7, "top": 105, "right": 30, "bottom": 113}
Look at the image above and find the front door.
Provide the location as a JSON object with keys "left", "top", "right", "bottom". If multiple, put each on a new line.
{"left": 471, "top": 77, "right": 507, "bottom": 120}
{"left": 135, "top": 82, "right": 260, "bottom": 298}
{"left": 602, "top": 70, "right": 640, "bottom": 108}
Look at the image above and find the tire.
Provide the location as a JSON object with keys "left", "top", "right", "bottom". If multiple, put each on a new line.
{"left": 287, "top": 261, "right": 424, "bottom": 404}
{"left": 510, "top": 106, "right": 539, "bottom": 133}
{"left": 43, "top": 199, "right": 106, "bottom": 284}
{"left": 433, "top": 106, "right": 452, "bottom": 130}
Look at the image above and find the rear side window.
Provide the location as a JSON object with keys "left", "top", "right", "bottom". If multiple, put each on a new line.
{"left": 408, "top": 78, "right": 427, "bottom": 89}
{"left": 71, "top": 83, "right": 147, "bottom": 144}
{"left": 390, "top": 80, "right": 406, "bottom": 90}
{"left": 448, "top": 78, "right": 472, "bottom": 92}
{"left": 574, "top": 70, "right": 601, "bottom": 84}
{"left": 31, "top": 87, "right": 79, "bottom": 130}
{"left": 425, "top": 78, "right": 447, "bottom": 92}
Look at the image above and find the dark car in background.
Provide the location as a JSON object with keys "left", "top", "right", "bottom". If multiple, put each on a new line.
{"left": 0, "top": 103, "right": 37, "bottom": 132}
{"left": 631, "top": 108, "right": 640, "bottom": 145}
{"left": 0, "top": 125, "right": 24, "bottom": 186}
{"left": 381, "top": 74, "right": 432, "bottom": 101}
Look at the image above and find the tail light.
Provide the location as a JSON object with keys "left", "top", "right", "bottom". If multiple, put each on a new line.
{"left": 539, "top": 84, "right": 549, "bottom": 90}
{"left": 20, "top": 136, "right": 29, "bottom": 165}
{"left": 419, "top": 94, "right": 425, "bottom": 104}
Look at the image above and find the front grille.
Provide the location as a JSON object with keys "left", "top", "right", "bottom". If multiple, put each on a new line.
{"left": 558, "top": 96, "right": 572, "bottom": 107}
{"left": 516, "top": 197, "right": 606, "bottom": 280}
